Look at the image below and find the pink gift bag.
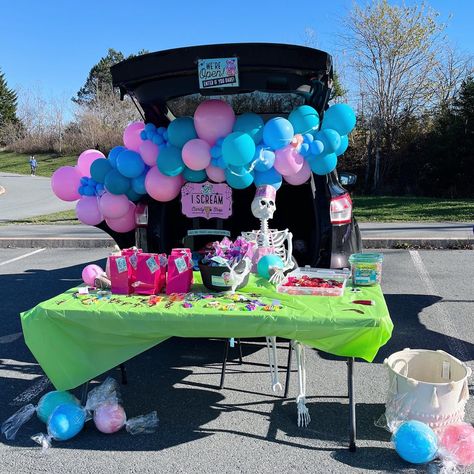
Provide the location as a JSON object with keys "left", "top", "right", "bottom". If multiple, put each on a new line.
{"left": 134, "top": 253, "right": 167, "bottom": 295}
{"left": 121, "top": 248, "right": 142, "bottom": 285}
{"left": 166, "top": 248, "right": 193, "bottom": 295}
{"left": 108, "top": 255, "right": 133, "bottom": 295}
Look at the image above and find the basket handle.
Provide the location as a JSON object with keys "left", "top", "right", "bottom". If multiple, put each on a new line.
{"left": 390, "top": 358, "right": 409, "bottom": 377}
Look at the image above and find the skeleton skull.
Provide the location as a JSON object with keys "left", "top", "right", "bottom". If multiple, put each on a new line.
{"left": 251, "top": 196, "right": 276, "bottom": 220}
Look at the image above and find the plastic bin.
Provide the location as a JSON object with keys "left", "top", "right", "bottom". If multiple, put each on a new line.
{"left": 349, "top": 253, "right": 384, "bottom": 286}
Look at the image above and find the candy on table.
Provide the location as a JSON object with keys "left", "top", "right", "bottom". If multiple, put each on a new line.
{"left": 205, "top": 301, "right": 220, "bottom": 309}
{"left": 148, "top": 295, "right": 162, "bottom": 306}
{"left": 283, "top": 275, "right": 343, "bottom": 288}
{"left": 220, "top": 303, "right": 236, "bottom": 311}
{"left": 182, "top": 302, "right": 193, "bottom": 309}
{"left": 245, "top": 303, "right": 257, "bottom": 311}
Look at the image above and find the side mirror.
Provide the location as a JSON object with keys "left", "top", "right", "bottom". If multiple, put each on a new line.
{"left": 339, "top": 172, "right": 357, "bottom": 187}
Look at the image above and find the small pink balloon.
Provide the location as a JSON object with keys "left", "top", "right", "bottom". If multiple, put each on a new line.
{"left": 439, "top": 423, "right": 474, "bottom": 466}
{"left": 82, "top": 264, "right": 104, "bottom": 286}
{"left": 139, "top": 141, "right": 160, "bottom": 167}
{"left": 99, "top": 192, "right": 130, "bottom": 219}
{"left": 274, "top": 145, "right": 304, "bottom": 176}
{"left": 194, "top": 99, "right": 235, "bottom": 146}
{"left": 182, "top": 139, "right": 211, "bottom": 171}
{"left": 77, "top": 150, "right": 106, "bottom": 178}
{"left": 145, "top": 166, "right": 183, "bottom": 202}
{"left": 106, "top": 202, "right": 136, "bottom": 233}
{"left": 206, "top": 164, "right": 226, "bottom": 183}
{"left": 76, "top": 196, "right": 103, "bottom": 225}
{"left": 94, "top": 403, "right": 127, "bottom": 434}
{"left": 283, "top": 159, "right": 312, "bottom": 185}
{"left": 123, "top": 122, "right": 145, "bottom": 152}
{"left": 51, "top": 166, "right": 82, "bottom": 201}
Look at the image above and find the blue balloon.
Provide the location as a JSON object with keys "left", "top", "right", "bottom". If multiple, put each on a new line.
{"left": 288, "top": 105, "right": 320, "bottom": 135}
{"left": 108, "top": 146, "right": 125, "bottom": 169}
{"left": 335, "top": 135, "right": 349, "bottom": 156}
{"left": 96, "top": 183, "right": 105, "bottom": 195}
{"left": 157, "top": 126, "right": 166, "bottom": 135}
{"left": 222, "top": 132, "right": 256, "bottom": 167}
{"left": 322, "top": 103, "right": 356, "bottom": 136}
{"left": 263, "top": 117, "right": 294, "bottom": 150}
{"left": 225, "top": 166, "right": 254, "bottom": 189}
{"left": 393, "top": 421, "right": 438, "bottom": 464}
{"left": 216, "top": 137, "right": 225, "bottom": 146}
{"left": 144, "top": 123, "right": 156, "bottom": 134}
{"left": 233, "top": 112, "right": 264, "bottom": 144}
{"left": 152, "top": 134, "right": 164, "bottom": 146}
{"left": 83, "top": 185, "right": 95, "bottom": 196}
{"left": 299, "top": 143, "right": 310, "bottom": 157}
{"left": 116, "top": 150, "right": 145, "bottom": 179}
{"left": 78, "top": 186, "right": 85, "bottom": 195}
{"left": 167, "top": 117, "right": 197, "bottom": 148}
{"left": 183, "top": 167, "right": 207, "bottom": 183}
{"left": 309, "top": 153, "right": 338, "bottom": 175}
{"left": 126, "top": 188, "right": 143, "bottom": 202}
{"left": 254, "top": 147, "right": 275, "bottom": 172}
{"left": 157, "top": 145, "right": 185, "bottom": 177}
{"left": 48, "top": 403, "right": 86, "bottom": 441}
{"left": 254, "top": 167, "right": 282, "bottom": 190}
{"left": 140, "top": 130, "right": 148, "bottom": 141}
{"left": 257, "top": 254, "right": 284, "bottom": 279}
{"left": 37, "top": 391, "right": 80, "bottom": 424}
{"left": 104, "top": 169, "right": 130, "bottom": 194}
{"left": 210, "top": 145, "right": 222, "bottom": 159}
{"left": 315, "top": 129, "right": 341, "bottom": 155}
{"left": 303, "top": 133, "right": 314, "bottom": 144}
{"left": 131, "top": 173, "right": 147, "bottom": 195}
{"left": 216, "top": 157, "right": 227, "bottom": 169}
{"left": 90, "top": 159, "right": 112, "bottom": 184}
{"left": 310, "top": 140, "right": 325, "bottom": 157}
{"left": 80, "top": 177, "right": 88, "bottom": 186}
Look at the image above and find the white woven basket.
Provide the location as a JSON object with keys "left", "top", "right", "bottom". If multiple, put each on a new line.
{"left": 384, "top": 348, "right": 471, "bottom": 431}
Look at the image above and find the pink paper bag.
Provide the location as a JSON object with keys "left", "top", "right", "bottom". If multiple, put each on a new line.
{"left": 108, "top": 255, "right": 133, "bottom": 295}
{"left": 134, "top": 253, "right": 167, "bottom": 295}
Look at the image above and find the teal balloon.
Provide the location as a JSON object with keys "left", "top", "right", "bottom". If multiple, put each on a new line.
{"left": 183, "top": 167, "right": 207, "bottom": 183}
{"left": 254, "top": 167, "right": 282, "bottom": 190}
{"left": 116, "top": 150, "right": 145, "bottom": 178}
{"left": 131, "top": 172, "right": 147, "bottom": 195}
{"left": 322, "top": 104, "right": 356, "bottom": 135}
{"left": 393, "top": 421, "right": 438, "bottom": 464}
{"left": 126, "top": 188, "right": 142, "bottom": 201}
{"left": 263, "top": 117, "right": 294, "bottom": 150}
{"left": 108, "top": 146, "right": 125, "bottom": 169}
{"left": 157, "top": 145, "right": 185, "bottom": 177}
{"left": 288, "top": 105, "right": 320, "bottom": 134}
{"left": 257, "top": 254, "right": 284, "bottom": 279}
{"left": 222, "top": 132, "right": 256, "bottom": 167}
{"left": 37, "top": 391, "right": 80, "bottom": 424}
{"left": 233, "top": 113, "right": 264, "bottom": 144}
{"left": 309, "top": 153, "right": 338, "bottom": 175}
{"left": 167, "top": 117, "right": 197, "bottom": 148}
{"left": 225, "top": 166, "right": 254, "bottom": 189}
{"left": 310, "top": 140, "right": 325, "bottom": 156}
{"left": 315, "top": 129, "right": 341, "bottom": 155}
{"left": 104, "top": 169, "right": 131, "bottom": 194}
{"left": 90, "top": 159, "right": 112, "bottom": 183}
{"left": 254, "top": 146, "right": 275, "bottom": 172}
{"left": 48, "top": 403, "right": 86, "bottom": 441}
{"left": 335, "top": 135, "right": 349, "bottom": 156}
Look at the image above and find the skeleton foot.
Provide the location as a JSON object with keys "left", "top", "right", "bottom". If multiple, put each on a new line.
{"left": 297, "top": 396, "right": 311, "bottom": 427}
{"left": 293, "top": 340, "right": 310, "bottom": 427}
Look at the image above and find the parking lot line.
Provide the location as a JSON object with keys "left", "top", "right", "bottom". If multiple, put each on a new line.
{"left": 0, "top": 248, "right": 45, "bottom": 267}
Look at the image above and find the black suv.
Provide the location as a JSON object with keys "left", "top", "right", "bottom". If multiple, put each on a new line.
{"left": 108, "top": 43, "right": 361, "bottom": 268}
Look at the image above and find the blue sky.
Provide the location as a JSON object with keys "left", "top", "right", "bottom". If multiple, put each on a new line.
{"left": 1, "top": 0, "right": 473, "bottom": 109}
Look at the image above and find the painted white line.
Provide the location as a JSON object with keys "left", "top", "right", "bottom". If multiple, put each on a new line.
{"left": 0, "top": 248, "right": 45, "bottom": 267}
{"left": 409, "top": 250, "right": 472, "bottom": 364}
{"left": 0, "top": 332, "right": 22, "bottom": 344}
{"left": 9, "top": 376, "right": 51, "bottom": 406}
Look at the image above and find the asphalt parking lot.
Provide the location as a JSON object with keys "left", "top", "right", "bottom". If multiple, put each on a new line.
{"left": 0, "top": 248, "right": 473, "bottom": 474}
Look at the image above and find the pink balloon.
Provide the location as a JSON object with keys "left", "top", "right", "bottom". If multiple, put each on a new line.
{"left": 139, "top": 141, "right": 159, "bottom": 167}
{"left": 283, "top": 159, "right": 312, "bottom": 185}
{"left": 77, "top": 150, "right": 106, "bottom": 177}
{"left": 182, "top": 139, "right": 211, "bottom": 171}
{"left": 51, "top": 166, "right": 82, "bottom": 201}
{"left": 82, "top": 264, "right": 104, "bottom": 286}
{"left": 99, "top": 192, "right": 130, "bottom": 219}
{"left": 194, "top": 99, "right": 235, "bottom": 146}
{"left": 123, "top": 122, "right": 145, "bottom": 152}
{"left": 94, "top": 403, "right": 126, "bottom": 434}
{"left": 206, "top": 164, "right": 226, "bottom": 183}
{"left": 76, "top": 196, "right": 103, "bottom": 225}
{"left": 274, "top": 145, "right": 304, "bottom": 176}
{"left": 145, "top": 166, "right": 183, "bottom": 202}
{"left": 439, "top": 423, "right": 474, "bottom": 466}
{"left": 106, "top": 202, "right": 136, "bottom": 233}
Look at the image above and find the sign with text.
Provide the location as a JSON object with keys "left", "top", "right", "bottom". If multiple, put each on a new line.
{"left": 181, "top": 182, "right": 232, "bottom": 220}
{"left": 198, "top": 57, "right": 239, "bottom": 89}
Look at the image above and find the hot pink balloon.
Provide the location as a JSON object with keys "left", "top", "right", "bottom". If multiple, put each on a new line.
{"left": 283, "top": 159, "right": 312, "bottom": 185}
{"left": 139, "top": 141, "right": 160, "bottom": 167}
{"left": 106, "top": 202, "right": 136, "bottom": 233}
{"left": 194, "top": 99, "right": 235, "bottom": 146}
{"left": 76, "top": 196, "right": 103, "bottom": 225}
{"left": 51, "top": 166, "right": 82, "bottom": 201}
{"left": 439, "top": 423, "right": 474, "bottom": 466}
{"left": 123, "top": 122, "right": 145, "bottom": 152}
{"left": 145, "top": 166, "right": 183, "bottom": 202}
{"left": 206, "top": 164, "right": 226, "bottom": 183}
{"left": 82, "top": 264, "right": 104, "bottom": 286}
{"left": 99, "top": 192, "right": 130, "bottom": 219}
{"left": 182, "top": 139, "right": 211, "bottom": 171}
{"left": 274, "top": 145, "right": 304, "bottom": 176}
{"left": 94, "top": 403, "right": 127, "bottom": 434}
{"left": 77, "top": 150, "right": 106, "bottom": 178}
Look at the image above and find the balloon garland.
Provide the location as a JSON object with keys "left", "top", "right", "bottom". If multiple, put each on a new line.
{"left": 51, "top": 101, "right": 356, "bottom": 232}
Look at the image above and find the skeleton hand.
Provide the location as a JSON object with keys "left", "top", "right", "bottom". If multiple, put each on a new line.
{"left": 269, "top": 267, "right": 285, "bottom": 285}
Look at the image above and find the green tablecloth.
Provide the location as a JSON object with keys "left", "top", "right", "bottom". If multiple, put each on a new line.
{"left": 20, "top": 274, "right": 393, "bottom": 391}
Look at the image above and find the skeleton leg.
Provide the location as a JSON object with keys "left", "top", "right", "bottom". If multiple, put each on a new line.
{"left": 292, "top": 340, "right": 311, "bottom": 427}
{"left": 265, "top": 337, "right": 282, "bottom": 392}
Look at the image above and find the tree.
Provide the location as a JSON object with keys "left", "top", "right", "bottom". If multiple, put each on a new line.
{"left": 0, "top": 69, "right": 19, "bottom": 127}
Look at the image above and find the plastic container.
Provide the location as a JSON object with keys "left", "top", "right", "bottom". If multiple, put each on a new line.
{"left": 349, "top": 253, "right": 384, "bottom": 286}
{"left": 277, "top": 267, "right": 350, "bottom": 296}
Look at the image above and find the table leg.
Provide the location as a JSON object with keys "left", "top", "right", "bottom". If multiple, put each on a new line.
{"left": 80, "top": 381, "right": 90, "bottom": 406}
{"left": 347, "top": 357, "right": 357, "bottom": 452}
{"left": 283, "top": 340, "right": 292, "bottom": 398}
{"left": 237, "top": 339, "right": 243, "bottom": 365}
{"left": 219, "top": 339, "right": 230, "bottom": 389}
{"left": 120, "top": 363, "right": 128, "bottom": 385}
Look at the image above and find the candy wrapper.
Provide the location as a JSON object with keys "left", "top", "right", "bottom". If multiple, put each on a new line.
{"left": 201, "top": 237, "right": 255, "bottom": 268}
{"left": 437, "top": 423, "right": 474, "bottom": 473}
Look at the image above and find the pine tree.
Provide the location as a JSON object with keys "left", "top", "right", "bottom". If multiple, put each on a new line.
{"left": 0, "top": 69, "right": 19, "bottom": 127}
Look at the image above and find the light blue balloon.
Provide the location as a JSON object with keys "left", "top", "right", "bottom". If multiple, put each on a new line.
{"left": 183, "top": 167, "right": 207, "bottom": 183}
{"left": 316, "top": 129, "right": 341, "bottom": 155}
{"left": 157, "top": 146, "right": 185, "bottom": 177}
{"left": 393, "top": 421, "right": 438, "bottom": 464}
{"left": 263, "top": 117, "right": 294, "bottom": 150}
{"left": 303, "top": 133, "right": 314, "bottom": 144}
{"left": 254, "top": 146, "right": 275, "bottom": 172}
{"left": 48, "top": 403, "right": 86, "bottom": 441}
{"left": 254, "top": 167, "right": 282, "bottom": 190}
{"left": 222, "top": 132, "right": 256, "bottom": 167}
{"left": 90, "top": 159, "right": 112, "bottom": 184}
{"left": 309, "top": 153, "right": 337, "bottom": 175}
{"left": 257, "top": 254, "right": 284, "bottom": 279}
{"left": 104, "top": 169, "right": 130, "bottom": 194}
{"left": 335, "top": 135, "right": 349, "bottom": 156}
{"left": 126, "top": 188, "right": 143, "bottom": 202}
{"left": 310, "top": 140, "right": 325, "bottom": 157}
{"left": 288, "top": 105, "right": 320, "bottom": 135}
{"left": 107, "top": 146, "right": 125, "bottom": 169}
{"left": 321, "top": 103, "right": 356, "bottom": 135}
{"left": 233, "top": 112, "right": 264, "bottom": 144}
{"left": 225, "top": 166, "right": 254, "bottom": 189}
{"left": 167, "top": 117, "right": 197, "bottom": 148}
{"left": 131, "top": 173, "right": 147, "bottom": 195}
{"left": 37, "top": 391, "right": 80, "bottom": 424}
{"left": 116, "top": 150, "right": 146, "bottom": 179}
{"left": 299, "top": 143, "right": 310, "bottom": 157}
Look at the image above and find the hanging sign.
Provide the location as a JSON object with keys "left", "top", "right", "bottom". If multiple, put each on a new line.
{"left": 198, "top": 58, "right": 239, "bottom": 89}
{"left": 181, "top": 181, "right": 232, "bottom": 220}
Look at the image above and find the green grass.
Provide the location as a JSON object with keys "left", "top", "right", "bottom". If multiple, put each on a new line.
{"left": 2, "top": 209, "right": 78, "bottom": 225}
{"left": 0, "top": 151, "right": 76, "bottom": 177}
{"left": 353, "top": 196, "right": 474, "bottom": 222}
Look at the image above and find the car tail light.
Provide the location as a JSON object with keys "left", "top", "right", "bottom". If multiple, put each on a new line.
{"left": 330, "top": 193, "right": 352, "bottom": 225}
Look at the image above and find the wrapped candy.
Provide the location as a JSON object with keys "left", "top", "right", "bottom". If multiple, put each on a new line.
{"left": 438, "top": 423, "right": 474, "bottom": 470}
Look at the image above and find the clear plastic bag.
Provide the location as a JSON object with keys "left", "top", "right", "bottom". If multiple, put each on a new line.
{"left": 125, "top": 411, "right": 159, "bottom": 435}
{"left": 85, "top": 377, "right": 121, "bottom": 413}
{"left": 437, "top": 423, "right": 474, "bottom": 473}
{"left": 1, "top": 404, "right": 36, "bottom": 440}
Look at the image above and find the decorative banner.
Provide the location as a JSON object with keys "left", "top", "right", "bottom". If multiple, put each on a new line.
{"left": 181, "top": 181, "right": 232, "bottom": 220}
{"left": 198, "top": 58, "right": 239, "bottom": 89}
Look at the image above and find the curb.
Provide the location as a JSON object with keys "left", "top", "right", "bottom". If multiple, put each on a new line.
{"left": 0, "top": 238, "right": 115, "bottom": 249}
